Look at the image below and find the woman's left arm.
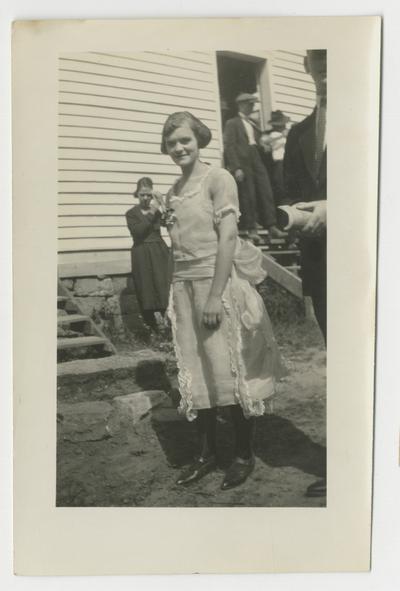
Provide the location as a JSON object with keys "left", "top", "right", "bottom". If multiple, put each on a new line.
{"left": 203, "top": 212, "right": 237, "bottom": 329}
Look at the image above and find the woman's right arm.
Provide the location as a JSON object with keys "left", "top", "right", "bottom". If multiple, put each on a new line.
{"left": 126, "top": 209, "right": 160, "bottom": 242}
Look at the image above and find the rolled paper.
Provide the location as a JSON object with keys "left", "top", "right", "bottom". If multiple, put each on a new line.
{"left": 277, "top": 204, "right": 312, "bottom": 231}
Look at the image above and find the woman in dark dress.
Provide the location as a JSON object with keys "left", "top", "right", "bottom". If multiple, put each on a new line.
{"left": 126, "top": 177, "right": 172, "bottom": 328}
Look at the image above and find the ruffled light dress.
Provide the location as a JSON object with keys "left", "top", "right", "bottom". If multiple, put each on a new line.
{"left": 166, "top": 166, "right": 284, "bottom": 421}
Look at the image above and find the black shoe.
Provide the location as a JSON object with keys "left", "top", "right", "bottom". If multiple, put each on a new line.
{"left": 305, "top": 478, "right": 327, "bottom": 497}
{"left": 176, "top": 456, "right": 217, "bottom": 486}
{"left": 221, "top": 456, "right": 255, "bottom": 490}
{"left": 248, "top": 230, "right": 263, "bottom": 246}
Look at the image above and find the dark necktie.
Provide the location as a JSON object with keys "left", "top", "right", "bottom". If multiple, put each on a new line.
{"left": 315, "top": 101, "right": 326, "bottom": 173}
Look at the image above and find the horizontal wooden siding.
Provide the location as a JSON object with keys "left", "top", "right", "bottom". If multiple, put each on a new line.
{"left": 58, "top": 51, "right": 222, "bottom": 263}
{"left": 269, "top": 50, "right": 316, "bottom": 123}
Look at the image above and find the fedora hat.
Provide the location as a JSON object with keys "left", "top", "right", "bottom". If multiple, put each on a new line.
{"left": 235, "top": 92, "right": 259, "bottom": 104}
{"left": 268, "top": 110, "right": 290, "bottom": 126}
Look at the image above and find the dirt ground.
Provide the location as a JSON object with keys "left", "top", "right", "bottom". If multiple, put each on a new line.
{"left": 57, "top": 318, "right": 326, "bottom": 508}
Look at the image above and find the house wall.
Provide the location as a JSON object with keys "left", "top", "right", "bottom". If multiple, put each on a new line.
{"left": 58, "top": 51, "right": 223, "bottom": 277}
{"left": 268, "top": 50, "right": 316, "bottom": 122}
{"left": 58, "top": 49, "right": 315, "bottom": 278}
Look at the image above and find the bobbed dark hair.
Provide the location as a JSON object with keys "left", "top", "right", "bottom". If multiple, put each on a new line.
{"left": 160, "top": 111, "right": 212, "bottom": 154}
{"left": 134, "top": 176, "right": 153, "bottom": 197}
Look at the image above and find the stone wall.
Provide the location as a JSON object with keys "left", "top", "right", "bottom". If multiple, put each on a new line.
{"left": 60, "top": 275, "right": 147, "bottom": 338}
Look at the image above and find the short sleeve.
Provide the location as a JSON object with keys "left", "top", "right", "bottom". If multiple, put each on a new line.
{"left": 209, "top": 168, "right": 240, "bottom": 225}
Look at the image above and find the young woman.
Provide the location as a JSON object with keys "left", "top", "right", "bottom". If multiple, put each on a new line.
{"left": 126, "top": 177, "right": 172, "bottom": 329}
{"left": 160, "top": 112, "right": 284, "bottom": 490}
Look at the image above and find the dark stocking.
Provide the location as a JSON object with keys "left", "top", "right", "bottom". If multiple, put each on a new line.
{"left": 230, "top": 405, "right": 255, "bottom": 460}
{"left": 196, "top": 408, "right": 217, "bottom": 458}
{"left": 141, "top": 310, "right": 157, "bottom": 329}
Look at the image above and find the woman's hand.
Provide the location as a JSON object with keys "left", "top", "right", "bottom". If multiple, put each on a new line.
{"left": 202, "top": 294, "right": 223, "bottom": 329}
{"left": 148, "top": 200, "right": 159, "bottom": 214}
{"left": 149, "top": 191, "right": 165, "bottom": 214}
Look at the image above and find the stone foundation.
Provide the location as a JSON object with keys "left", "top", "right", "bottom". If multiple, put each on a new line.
{"left": 60, "top": 273, "right": 308, "bottom": 340}
{"left": 60, "top": 275, "right": 147, "bottom": 338}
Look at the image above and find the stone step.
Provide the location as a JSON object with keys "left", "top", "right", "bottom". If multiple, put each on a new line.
{"left": 57, "top": 390, "right": 172, "bottom": 443}
{"left": 57, "top": 351, "right": 170, "bottom": 403}
{"left": 57, "top": 335, "right": 107, "bottom": 350}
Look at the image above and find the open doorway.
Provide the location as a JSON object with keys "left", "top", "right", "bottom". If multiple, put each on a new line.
{"left": 216, "top": 52, "right": 265, "bottom": 129}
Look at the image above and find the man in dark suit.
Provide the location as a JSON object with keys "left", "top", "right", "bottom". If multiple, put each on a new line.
{"left": 283, "top": 49, "right": 327, "bottom": 497}
{"left": 223, "top": 93, "right": 283, "bottom": 244}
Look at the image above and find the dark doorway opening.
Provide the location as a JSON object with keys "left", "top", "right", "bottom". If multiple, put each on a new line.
{"left": 216, "top": 53, "right": 261, "bottom": 128}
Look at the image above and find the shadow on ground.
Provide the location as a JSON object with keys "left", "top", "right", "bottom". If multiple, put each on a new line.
{"left": 151, "top": 405, "right": 326, "bottom": 478}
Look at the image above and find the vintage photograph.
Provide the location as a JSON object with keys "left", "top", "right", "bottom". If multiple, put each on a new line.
{"left": 12, "top": 14, "right": 381, "bottom": 574}
{"left": 56, "top": 48, "right": 327, "bottom": 508}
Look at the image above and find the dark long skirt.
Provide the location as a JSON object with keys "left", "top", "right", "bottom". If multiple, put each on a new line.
{"left": 131, "top": 240, "right": 172, "bottom": 312}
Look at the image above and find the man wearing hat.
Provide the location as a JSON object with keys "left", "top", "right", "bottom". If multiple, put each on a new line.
{"left": 223, "top": 92, "right": 282, "bottom": 244}
{"left": 283, "top": 49, "right": 327, "bottom": 498}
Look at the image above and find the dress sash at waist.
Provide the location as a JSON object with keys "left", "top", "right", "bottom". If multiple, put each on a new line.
{"left": 173, "top": 255, "right": 216, "bottom": 282}
{"left": 172, "top": 239, "right": 268, "bottom": 284}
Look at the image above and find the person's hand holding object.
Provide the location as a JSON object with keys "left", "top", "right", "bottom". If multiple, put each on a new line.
{"left": 296, "top": 201, "right": 327, "bottom": 236}
{"left": 149, "top": 191, "right": 165, "bottom": 213}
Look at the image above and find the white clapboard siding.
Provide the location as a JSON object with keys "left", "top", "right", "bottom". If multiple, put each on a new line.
{"left": 59, "top": 58, "right": 214, "bottom": 92}
{"left": 59, "top": 215, "right": 131, "bottom": 226}
{"left": 58, "top": 136, "right": 221, "bottom": 152}
{"left": 59, "top": 164, "right": 185, "bottom": 178}
{"left": 59, "top": 81, "right": 216, "bottom": 111}
{"left": 59, "top": 204, "right": 138, "bottom": 216}
{"left": 58, "top": 195, "right": 135, "bottom": 206}
{"left": 59, "top": 103, "right": 218, "bottom": 128}
{"left": 269, "top": 50, "right": 316, "bottom": 123}
{"left": 58, "top": 178, "right": 200, "bottom": 194}
{"left": 59, "top": 237, "right": 134, "bottom": 252}
{"left": 59, "top": 76, "right": 215, "bottom": 103}
{"left": 59, "top": 226, "right": 131, "bottom": 239}
{"left": 58, "top": 51, "right": 222, "bottom": 262}
{"left": 59, "top": 93, "right": 217, "bottom": 122}
{"left": 58, "top": 147, "right": 220, "bottom": 163}
{"left": 63, "top": 53, "right": 214, "bottom": 82}
{"left": 94, "top": 51, "right": 214, "bottom": 72}
{"left": 59, "top": 233, "right": 171, "bottom": 251}
{"left": 58, "top": 114, "right": 193, "bottom": 134}
{"left": 58, "top": 151, "right": 219, "bottom": 167}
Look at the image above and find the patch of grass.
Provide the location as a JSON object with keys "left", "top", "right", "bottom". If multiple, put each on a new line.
{"left": 257, "top": 278, "right": 305, "bottom": 325}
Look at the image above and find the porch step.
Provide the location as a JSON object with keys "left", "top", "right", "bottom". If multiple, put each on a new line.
{"left": 57, "top": 279, "right": 117, "bottom": 361}
{"left": 57, "top": 296, "right": 68, "bottom": 307}
{"left": 57, "top": 314, "right": 90, "bottom": 325}
{"left": 261, "top": 248, "right": 300, "bottom": 256}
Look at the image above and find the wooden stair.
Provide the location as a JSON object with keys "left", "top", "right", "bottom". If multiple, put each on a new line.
{"left": 57, "top": 313, "right": 91, "bottom": 325}
{"left": 57, "top": 280, "right": 117, "bottom": 361}
{"left": 239, "top": 230, "right": 303, "bottom": 298}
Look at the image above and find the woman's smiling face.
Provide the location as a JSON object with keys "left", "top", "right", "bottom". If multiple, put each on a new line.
{"left": 165, "top": 124, "right": 199, "bottom": 168}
